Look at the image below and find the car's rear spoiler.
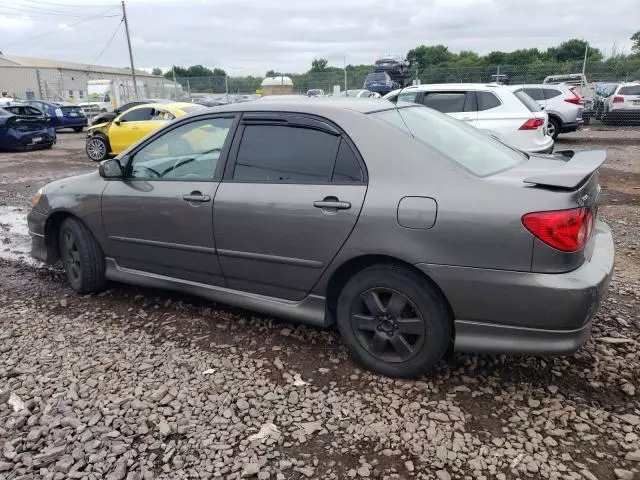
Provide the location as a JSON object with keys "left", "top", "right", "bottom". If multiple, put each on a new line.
{"left": 523, "top": 150, "right": 606, "bottom": 189}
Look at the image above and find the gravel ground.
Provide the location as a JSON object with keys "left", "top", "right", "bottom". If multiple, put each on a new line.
{"left": 0, "top": 130, "right": 639, "bottom": 480}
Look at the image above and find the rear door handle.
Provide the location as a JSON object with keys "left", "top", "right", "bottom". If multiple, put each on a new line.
{"left": 313, "top": 198, "right": 351, "bottom": 210}
{"left": 183, "top": 192, "right": 211, "bottom": 202}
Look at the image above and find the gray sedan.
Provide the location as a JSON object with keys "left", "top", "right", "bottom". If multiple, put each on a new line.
{"left": 27, "top": 99, "right": 614, "bottom": 377}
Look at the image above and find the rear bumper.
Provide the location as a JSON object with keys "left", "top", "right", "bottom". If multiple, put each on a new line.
{"left": 561, "top": 121, "right": 581, "bottom": 133}
{"left": 54, "top": 118, "right": 88, "bottom": 129}
{"left": 416, "top": 220, "right": 614, "bottom": 355}
{"left": 521, "top": 135, "right": 554, "bottom": 155}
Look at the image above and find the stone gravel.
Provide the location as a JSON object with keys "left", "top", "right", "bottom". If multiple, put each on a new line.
{"left": 0, "top": 131, "right": 639, "bottom": 480}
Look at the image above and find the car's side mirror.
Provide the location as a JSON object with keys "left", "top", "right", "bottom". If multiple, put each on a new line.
{"left": 99, "top": 159, "right": 123, "bottom": 178}
{"left": 113, "top": 119, "right": 121, "bottom": 126}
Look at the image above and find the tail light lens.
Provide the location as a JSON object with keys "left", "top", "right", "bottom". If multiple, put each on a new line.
{"left": 612, "top": 96, "right": 625, "bottom": 103}
{"left": 522, "top": 207, "right": 594, "bottom": 252}
{"left": 565, "top": 89, "right": 582, "bottom": 105}
{"left": 519, "top": 118, "right": 545, "bottom": 130}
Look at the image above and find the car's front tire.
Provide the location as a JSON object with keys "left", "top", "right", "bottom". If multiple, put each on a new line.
{"left": 59, "top": 217, "right": 106, "bottom": 294}
{"left": 86, "top": 136, "right": 109, "bottom": 162}
{"left": 336, "top": 264, "right": 451, "bottom": 377}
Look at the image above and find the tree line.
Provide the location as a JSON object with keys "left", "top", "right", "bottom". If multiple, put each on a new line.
{"left": 153, "top": 34, "right": 640, "bottom": 94}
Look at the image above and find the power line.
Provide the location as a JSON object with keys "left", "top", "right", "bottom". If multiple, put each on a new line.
{"left": 1, "top": 6, "right": 120, "bottom": 49}
{"left": 75, "top": 18, "right": 124, "bottom": 79}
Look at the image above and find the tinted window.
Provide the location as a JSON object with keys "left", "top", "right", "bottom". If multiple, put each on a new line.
{"left": 543, "top": 88, "right": 563, "bottom": 99}
{"left": 422, "top": 92, "right": 467, "bottom": 113}
{"left": 120, "top": 107, "right": 154, "bottom": 122}
{"left": 373, "top": 106, "right": 525, "bottom": 177}
{"left": 366, "top": 72, "right": 390, "bottom": 83}
{"left": 522, "top": 88, "right": 545, "bottom": 101}
{"left": 513, "top": 90, "right": 543, "bottom": 112}
{"left": 130, "top": 117, "right": 233, "bottom": 180}
{"left": 234, "top": 125, "right": 339, "bottom": 183}
{"left": 332, "top": 139, "right": 363, "bottom": 183}
{"left": 619, "top": 85, "right": 640, "bottom": 95}
{"left": 476, "top": 91, "right": 501, "bottom": 111}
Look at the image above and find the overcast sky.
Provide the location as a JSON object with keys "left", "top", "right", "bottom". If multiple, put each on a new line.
{"left": 1, "top": 0, "right": 637, "bottom": 76}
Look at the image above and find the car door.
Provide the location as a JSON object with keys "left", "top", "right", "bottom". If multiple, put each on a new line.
{"left": 101, "top": 114, "right": 238, "bottom": 286}
{"left": 420, "top": 91, "right": 477, "bottom": 125}
{"left": 213, "top": 113, "right": 367, "bottom": 301}
{"left": 108, "top": 107, "right": 155, "bottom": 154}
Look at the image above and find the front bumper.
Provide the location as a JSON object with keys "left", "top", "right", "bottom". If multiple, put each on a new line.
{"left": 416, "top": 220, "right": 614, "bottom": 355}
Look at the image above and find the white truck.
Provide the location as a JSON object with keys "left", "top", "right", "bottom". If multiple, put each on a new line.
{"left": 80, "top": 79, "right": 143, "bottom": 117}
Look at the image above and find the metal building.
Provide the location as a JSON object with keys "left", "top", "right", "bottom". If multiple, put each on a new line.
{"left": 0, "top": 53, "right": 182, "bottom": 103}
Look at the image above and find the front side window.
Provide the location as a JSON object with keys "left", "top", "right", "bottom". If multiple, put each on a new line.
{"left": 120, "top": 107, "right": 154, "bottom": 122}
{"left": 233, "top": 125, "right": 339, "bottom": 183}
{"left": 372, "top": 106, "right": 526, "bottom": 177}
{"left": 422, "top": 92, "right": 469, "bottom": 113}
{"left": 129, "top": 117, "right": 233, "bottom": 180}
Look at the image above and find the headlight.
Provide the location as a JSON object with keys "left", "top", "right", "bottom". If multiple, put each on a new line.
{"left": 32, "top": 188, "right": 43, "bottom": 206}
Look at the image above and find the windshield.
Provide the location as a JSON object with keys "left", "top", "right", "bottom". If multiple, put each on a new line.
{"left": 619, "top": 85, "right": 640, "bottom": 95}
{"left": 372, "top": 106, "right": 526, "bottom": 177}
{"left": 366, "top": 72, "right": 390, "bottom": 83}
{"left": 513, "top": 90, "right": 543, "bottom": 112}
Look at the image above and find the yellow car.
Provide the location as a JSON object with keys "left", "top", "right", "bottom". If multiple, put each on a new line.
{"left": 85, "top": 102, "right": 204, "bottom": 161}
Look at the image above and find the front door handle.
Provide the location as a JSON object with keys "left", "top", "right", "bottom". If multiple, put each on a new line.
{"left": 183, "top": 192, "right": 211, "bottom": 202}
{"left": 313, "top": 197, "right": 351, "bottom": 210}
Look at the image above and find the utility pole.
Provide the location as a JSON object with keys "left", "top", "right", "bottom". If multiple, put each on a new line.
{"left": 121, "top": 0, "right": 138, "bottom": 99}
{"left": 344, "top": 56, "right": 347, "bottom": 95}
{"left": 172, "top": 66, "right": 178, "bottom": 100}
{"left": 581, "top": 43, "right": 589, "bottom": 88}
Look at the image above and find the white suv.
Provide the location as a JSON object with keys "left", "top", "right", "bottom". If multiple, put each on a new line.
{"left": 384, "top": 84, "right": 554, "bottom": 154}
{"left": 600, "top": 83, "right": 640, "bottom": 123}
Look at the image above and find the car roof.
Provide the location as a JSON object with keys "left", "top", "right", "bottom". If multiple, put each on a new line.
{"left": 189, "top": 98, "right": 396, "bottom": 116}
{"left": 389, "top": 83, "right": 504, "bottom": 94}
{"left": 618, "top": 82, "right": 640, "bottom": 87}
{"left": 126, "top": 102, "right": 199, "bottom": 113}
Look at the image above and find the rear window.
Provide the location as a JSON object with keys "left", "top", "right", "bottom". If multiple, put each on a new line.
{"left": 372, "top": 106, "right": 526, "bottom": 177}
{"left": 366, "top": 72, "right": 390, "bottom": 82}
{"left": 513, "top": 90, "right": 543, "bottom": 112}
{"left": 618, "top": 85, "right": 640, "bottom": 95}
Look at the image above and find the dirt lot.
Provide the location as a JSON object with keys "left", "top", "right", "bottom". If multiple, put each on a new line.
{"left": 0, "top": 128, "right": 639, "bottom": 480}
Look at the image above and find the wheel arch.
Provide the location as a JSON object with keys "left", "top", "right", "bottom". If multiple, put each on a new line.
{"left": 44, "top": 211, "right": 98, "bottom": 264}
{"left": 324, "top": 254, "right": 454, "bottom": 328}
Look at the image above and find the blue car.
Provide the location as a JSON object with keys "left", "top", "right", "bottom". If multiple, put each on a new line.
{"left": 0, "top": 105, "right": 56, "bottom": 151}
{"left": 364, "top": 72, "right": 400, "bottom": 96}
{"left": 25, "top": 100, "right": 87, "bottom": 132}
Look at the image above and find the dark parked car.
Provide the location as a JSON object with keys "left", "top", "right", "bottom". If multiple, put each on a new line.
{"left": 0, "top": 105, "right": 56, "bottom": 151}
{"left": 28, "top": 99, "right": 614, "bottom": 377}
{"left": 91, "top": 99, "right": 169, "bottom": 126}
{"left": 374, "top": 57, "right": 411, "bottom": 86}
{"left": 364, "top": 72, "right": 400, "bottom": 96}
{"left": 25, "top": 100, "right": 87, "bottom": 132}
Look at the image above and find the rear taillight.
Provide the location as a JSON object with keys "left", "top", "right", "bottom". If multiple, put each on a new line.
{"left": 565, "top": 89, "right": 582, "bottom": 105}
{"left": 519, "top": 118, "right": 545, "bottom": 130}
{"left": 612, "top": 96, "right": 625, "bottom": 103}
{"left": 522, "top": 207, "right": 594, "bottom": 252}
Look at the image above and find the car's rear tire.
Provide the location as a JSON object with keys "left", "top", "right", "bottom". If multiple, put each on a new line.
{"left": 59, "top": 217, "right": 106, "bottom": 294}
{"left": 336, "top": 264, "right": 451, "bottom": 378}
{"left": 73, "top": 127, "right": 84, "bottom": 133}
{"left": 547, "top": 117, "right": 561, "bottom": 140}
{"left": 86, "top": 136, "right": 109, "bottom": 162}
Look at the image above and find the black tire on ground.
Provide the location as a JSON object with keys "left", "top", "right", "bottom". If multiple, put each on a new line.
{"left": 58, "top": 217, "right": 106, "bottom": 294}
{"left": 86, "top": 135, "right": 109, "bottom": 162}
{"left": 73, "top": 126, "right": 84, "bottom": 133}
{"left": 336, "top": 264, "right": 451, "bottom": 378}
{"left": 547, "top": 117, "right": 561, "bottom": 140}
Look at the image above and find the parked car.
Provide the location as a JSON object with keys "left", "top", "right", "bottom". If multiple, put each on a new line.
{"left": 364, "top": 72, "right": 400, "bottom": 96}
{"left": 0, "top": 105, "right": 56, "bottom": 151}
{"left": 374, "top": 56, "right": 411, "bottom": 86}
{"left": 593, "top": 83, "right": 619, "bottom": 120}
{"left": 307, "top": 89, "right": 325, "bottom": 97}
{"left": 509, "top": 84, "right": 583, "bottom": 139}
{"left": 91, "top": 99, "right": 171, "bottom": 126}
{"left": 28, "top": 99, "right": 613, "bottom": 377}
{"left": 85, "top": 102, "right": 204, "bottom": 161}
{"left": 24, "top": 100, "right": 87, "bottom": 132}
{"left": 341, "top": 89, "right": 381, "bottom": 98}
{"left": 384, "top": 84, "right": 554, "bottom": 154}
{"left": 598, "top": 83, "right": 640, "bottom": 123}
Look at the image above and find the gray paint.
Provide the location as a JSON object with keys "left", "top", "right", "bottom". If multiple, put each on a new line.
{"left": 28, "top": 99, "right": 615, "bottom": 359}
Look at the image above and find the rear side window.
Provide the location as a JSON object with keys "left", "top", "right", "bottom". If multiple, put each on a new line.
{"left": 543, "top": 88, "right": 563, "bottom": 99}
{"left": 234, "top": 125, "right": 339, "bottom": 183}
{"left": 120, "top": 107, "right": 154, "bottom": 122}
{"left": 513, "top": 90, "right": 543, "bottom": 112}
{"left": 619, "top": 85, "right": 640, "bottom": 95}
{"left": 332, "top": 139, "right": 363, "bottom": 183}
{"left": 476, "top": 91, "right": 501, "bottom": 111}
{"left": 522, "top": 88, "right": 545, "bottom": 101}
{"left": 422, "top": 92, "right": 470, "bottom": 113}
